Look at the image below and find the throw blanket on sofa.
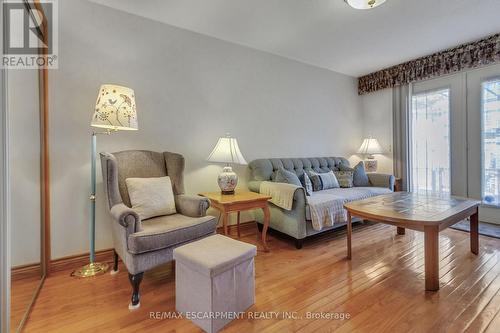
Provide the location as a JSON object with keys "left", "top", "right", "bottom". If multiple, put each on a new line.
{"left": 307, "top": 192, "right": 345, "bottom": 231}
{"left": 259, "top": 181, "right": 300, "bottom": 211}
{"left": 307, "top": 187, "right": 392, "bottom": 231}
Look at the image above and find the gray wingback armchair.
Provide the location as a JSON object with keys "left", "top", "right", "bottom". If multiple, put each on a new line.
{"left": 100, "top": 150, "right": 217, "bottom": 309}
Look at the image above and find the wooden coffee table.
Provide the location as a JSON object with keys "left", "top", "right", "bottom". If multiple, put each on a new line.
{"left": 344, "top": 192, "right": 480, "bottom": 291}
{"left": 199, "top": 191, "right": 272, "bottom": 252}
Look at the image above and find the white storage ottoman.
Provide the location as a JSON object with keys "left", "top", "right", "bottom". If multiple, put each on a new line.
{"left": 173, "top": 234, "right": 257, "bottom": 333}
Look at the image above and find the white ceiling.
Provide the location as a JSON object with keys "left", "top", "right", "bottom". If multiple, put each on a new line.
{"left": 90, "top": 0, "right": 500, "bottom": 77}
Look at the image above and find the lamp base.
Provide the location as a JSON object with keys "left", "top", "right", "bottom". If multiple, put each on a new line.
{"left": 221, "top": 190, "right": 235, "bottom": 195}
{"left": 217, "top": 166, "right": 238, "bottom": 194}
{"left": 363, "top": 159, "right": 378, "bottom": 173}
{"left": 71, "top": 262, "right": 109, "bottom": 278}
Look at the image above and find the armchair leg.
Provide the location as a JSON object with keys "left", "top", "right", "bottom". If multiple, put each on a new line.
{"left": 295, "top": 239, "right": 303, "bottom": 250}
{"left": 110, "top": 250, "right": 119, "bottom": 275}
{"left": 128, "top": 272, "right": 144, "bottom": 310}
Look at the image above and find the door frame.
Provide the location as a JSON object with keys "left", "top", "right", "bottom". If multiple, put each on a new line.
{"left": 0, "top": 1, "right": 12, "bottom": 331}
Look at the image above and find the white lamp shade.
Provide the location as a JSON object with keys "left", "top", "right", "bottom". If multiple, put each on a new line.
{"left": 91, "top": 84, "right": 138, "bottom": 131}
{"left": 357, "top": 138, "right": 384, "bottom": 155}
{"left": 207, "top": 137, "right": 247, "bottom": 165}
{"left": 345, "top": 0, "right": 386, "bottom": 9}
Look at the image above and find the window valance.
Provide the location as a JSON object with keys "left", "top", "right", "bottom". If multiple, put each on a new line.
{"left": 358, "top": 33, "right": 500, "bottom": 95}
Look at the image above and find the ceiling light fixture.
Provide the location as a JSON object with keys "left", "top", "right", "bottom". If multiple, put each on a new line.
{"left": 345, "top": 0, "right": 386, "bottom": 9}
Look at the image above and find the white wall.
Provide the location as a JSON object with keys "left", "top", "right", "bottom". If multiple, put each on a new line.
{"left": 361, "top": 89, "right": 393, "bottom": 174}
{"left": 8, "top": 69, "right": 41, "bottom": 267}
{"left": 46, "top": 0, "right": 364, "bottom": 259}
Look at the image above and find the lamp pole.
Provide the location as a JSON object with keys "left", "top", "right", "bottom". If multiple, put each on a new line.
{"left": 90, "top": 132, "right": 97, "bottom": 263}
{"left": 72, "top": 129, "right": 113, "bottom": 277}
{"left": 89, "top": 130, "right": 112, "bottom": 262}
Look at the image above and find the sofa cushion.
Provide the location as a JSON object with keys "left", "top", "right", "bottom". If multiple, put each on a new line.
{"left": 339, "top": 161, "right": 370, "bottom": 187}
{"left": 334, "top": 171, "right": 354, "bottom": 188}
{"left": 127, "top": 214, "right": 217, "bottom": 254}
{"left": 126, "top": 176, "right": 177, "bottom": 220}
{"left": 305, "top": 187, "right": 392, "bottom": 220}
{"left": 308, "top": 170, "right": 340, "bottom": 191}
{"left": 273, "top": 168, "right": 302, "bottom": 187}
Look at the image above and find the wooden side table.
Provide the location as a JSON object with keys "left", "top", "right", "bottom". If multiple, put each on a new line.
{"left": 393, "top": 178, "right": 404, "bottom": 234}
{"left": 394, "top": 177, "right": 403, "bottom": 192}
{"left": 199, "top": 191, "right": 272, "bottom": 252}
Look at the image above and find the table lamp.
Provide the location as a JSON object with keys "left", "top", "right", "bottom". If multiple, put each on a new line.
{"left": 72, "top": 84, "right": 138, "bottom": 278}
{"left": 207, "top": 134, "right": 247, "bottom": 194}
{"left": 357, "top": 137, "right": 384, "bottom": 172}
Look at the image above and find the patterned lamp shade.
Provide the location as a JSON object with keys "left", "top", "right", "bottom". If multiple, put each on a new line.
{"left": 91, "top": 84, "right": 138, "bottom": 131}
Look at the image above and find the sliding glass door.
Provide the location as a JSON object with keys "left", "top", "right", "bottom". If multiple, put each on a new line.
{"left": 410, "top": 74, "right": 467, "bottom": 197}
{"left": 410, "top": 88, "right": 451, "bottom": 194}
{"left": 467, "top": 64, "right": 500, "bottom": 224}
{"left": 481, "top": 78, "right": 500, "bottom": 206}
{"left": 409, "top": 65, "right": 500, "bottom": 224}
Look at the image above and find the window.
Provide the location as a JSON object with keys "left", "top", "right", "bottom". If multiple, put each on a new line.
{"left": 482, "top": 78, "right": 500, "bottom": 206}
{"left": 411, "top": 88, "right": 451, "bottom": 194}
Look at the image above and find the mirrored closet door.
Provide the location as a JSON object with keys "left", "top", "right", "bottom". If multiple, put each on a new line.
{"left": 8, "top": 66, "right": 45, "bottom": 332}
{"left": 7, "top": 1, "right": 50, "bottom": 331}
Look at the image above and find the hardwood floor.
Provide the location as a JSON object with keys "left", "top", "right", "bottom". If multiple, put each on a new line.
{"left": 21, "top": 222, "right": 500, "bottom": 333}
{"left": 10, "top": 275, "right": 42, "bottom": 333}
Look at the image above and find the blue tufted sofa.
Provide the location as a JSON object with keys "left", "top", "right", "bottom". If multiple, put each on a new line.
{"left": 248, "top": 157, "right": 395, "bottom": 249}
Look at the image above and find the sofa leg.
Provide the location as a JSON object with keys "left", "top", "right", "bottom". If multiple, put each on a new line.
{"left": 110, "top": 250, "right": 119, "bottom": 275}
{"left": 257, "top": 223, "right": 263, "bottom": 232}
{"left": 295, "top": 239, "right": 303, "bottom": 250}
{"left": 128, "top": 272, "right": 144, "bottom": 310}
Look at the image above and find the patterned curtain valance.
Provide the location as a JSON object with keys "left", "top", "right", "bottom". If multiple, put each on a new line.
{"left": 358, "top": 33, "right": 500, "bottom": 95}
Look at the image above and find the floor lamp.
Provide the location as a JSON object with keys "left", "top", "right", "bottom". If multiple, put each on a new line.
{"left": 72, "top": 84, "right": 138, "bottom": 277}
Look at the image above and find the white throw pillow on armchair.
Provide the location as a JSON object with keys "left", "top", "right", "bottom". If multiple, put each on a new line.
{"left": 125, "top": 176, "right": 177, "bottom": 220}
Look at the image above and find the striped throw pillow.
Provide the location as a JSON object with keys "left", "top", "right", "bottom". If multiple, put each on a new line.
{"left": 307, "top": 171, "right": 340, "bottom": 191}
